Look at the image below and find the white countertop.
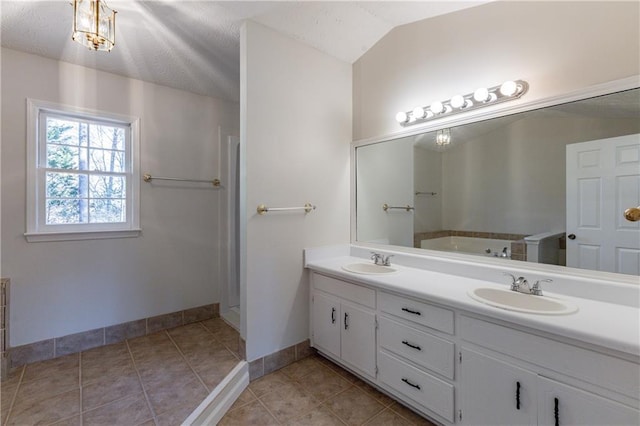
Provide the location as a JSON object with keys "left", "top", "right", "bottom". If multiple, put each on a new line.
{"left": 306, "top": 254, "right": 640, "bottom": 358}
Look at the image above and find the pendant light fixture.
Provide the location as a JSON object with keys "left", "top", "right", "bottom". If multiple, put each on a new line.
{"left": 435, "top": 128, "right": 451, "bottom": 147}
{"left": 71, "top": 0, "right": 117, "bottom": 52}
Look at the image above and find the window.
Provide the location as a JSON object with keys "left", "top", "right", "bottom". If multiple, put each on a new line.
{"left": 26, "top": 99, "right": 140, "bottom": 241}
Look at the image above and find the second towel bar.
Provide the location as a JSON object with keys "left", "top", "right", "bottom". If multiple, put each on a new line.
{"left": 383, "top": 203, "right": 414, "bottom": 212}
{"left": 257, "top": 203, "right": 316, "bottom": 215}
{"left": 143, "top": 173, "right": 221, "bottom": 187}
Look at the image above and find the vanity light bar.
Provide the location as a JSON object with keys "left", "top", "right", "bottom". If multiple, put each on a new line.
{"left": 396, "top": 80, "right": 529, "bottom": 126}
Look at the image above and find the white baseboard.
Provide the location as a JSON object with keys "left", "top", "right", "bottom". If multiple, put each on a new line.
{"left": 183, "top": 361, "right": 249, "bottom": 425}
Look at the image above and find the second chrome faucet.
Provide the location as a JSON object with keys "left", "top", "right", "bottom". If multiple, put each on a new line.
{"left": 504, "top": 273, "right": 552, "bottom": 296}
{"left": 371, "top": 252, "right": 393, "bottom": 266}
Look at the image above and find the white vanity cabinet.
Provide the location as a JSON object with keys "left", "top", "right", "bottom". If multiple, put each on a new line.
{"left": 310, "top": 273, "right": 377, "bottom": 378}
{"left": 459, "top": 348, "right": 538, "bottom": 426}
{"left": 459, "top": 348, "right": 640, "bottom": 426}
{"left": 308, "top": 268, "right": 640, "bottom": 426}
{"left": 459, "top": 316, "right": 640, "bottom": 426}
{"left": 537, "top": 376, "right": 640, "bottom": 426}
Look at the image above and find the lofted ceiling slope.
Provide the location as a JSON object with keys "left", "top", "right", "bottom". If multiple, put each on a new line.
{"left": 1, "top": 1, "right": 489, "bottom": 102}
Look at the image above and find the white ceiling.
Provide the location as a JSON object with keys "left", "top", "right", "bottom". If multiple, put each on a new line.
{"left": 0, "top": 1, "right": 488, "bottom": 102}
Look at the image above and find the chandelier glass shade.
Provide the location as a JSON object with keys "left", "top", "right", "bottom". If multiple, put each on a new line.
{"left": 72, "top": 0, "right": 117, "bottom": 52}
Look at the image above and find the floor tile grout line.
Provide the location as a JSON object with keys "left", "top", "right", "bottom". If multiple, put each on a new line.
{"left": 318, "top": 401, "right": 350, "bottom": 426}
{"left": 292, "top": 360, "right": 392, "bottom": 424}
{"left": 196, "top": 320, "right": 237, "bottom": 355}
{"left": 2, "top": 365, "right": 25, "bottom": 426}
{"left": 320, "top": 383, "right": 377, "bottom": 425}
{"left": 358, "top": 403, "right": 387, "bottom": 426}
{"left": 282, "top": 395, "right": 347, "bottom": 426}
{"left": 164, "top": 328, "right": 213, "bottom": 394}
{"left": 388, "top": 403, "right": 423, "bottom": 425}
{"left": 362, "top": 407, "right": 395, "bottom": 426}
{"left": 255, "top": 395, "right": 285, "bottom": 425}
{"left": 198, "top": 319, "right": 241, "bottom": 358}
{"left": 124, "top": 338, "right": 159, "bottom": 422}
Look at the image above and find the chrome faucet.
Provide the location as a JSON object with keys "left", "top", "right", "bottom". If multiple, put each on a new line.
{"left": 371, "top": 252, "right": 393, "bottom": 266}
{"left": 504, "top": 273, "right": 552, "bottom": 296}
{"left": 530, "top": 279, "right": 553, "bottom": 296}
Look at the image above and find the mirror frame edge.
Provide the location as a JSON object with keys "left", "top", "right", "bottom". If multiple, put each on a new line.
{"left": 350, "top": 75, "right": 640, "bottom": 285}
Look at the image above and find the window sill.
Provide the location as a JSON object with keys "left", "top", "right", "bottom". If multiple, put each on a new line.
{"left": 24, "top": 229, "right": 142, "bottom": 242}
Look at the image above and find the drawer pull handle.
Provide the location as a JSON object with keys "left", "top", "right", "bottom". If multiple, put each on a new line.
{"left": 401, "top": 378, "right": 421, "bottom": 390}
{"left": 516, "top": 381, "right": 521, "bottom": 410}
{"left": 401, "top": 307, "right": 421, "bottom": 316}
{"left": 344, "top": 312, "right": 349, "bottom": 330}
{"left": 402, "top": 340, "right": 422, "bottom": 351}
{"left": 331, "top": 307, "right": 336, "bottom": 324}
{"left": 554, "top": 397, "right": 559, "bottom": 426}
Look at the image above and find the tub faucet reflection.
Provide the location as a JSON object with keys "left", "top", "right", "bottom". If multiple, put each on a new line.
{"left": 485, "top": 247, "right": 510, "bottom": 258}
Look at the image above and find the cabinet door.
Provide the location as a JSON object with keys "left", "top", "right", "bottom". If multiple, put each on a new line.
{"left": 460, "top": 348, "right": 537, "bottom": 426}
{"left": 341, "top": 301, "right": 376, "bottom": 378}
{"left": 538, "top": 376, "right": 640, "bottom": 426}
{"left": 312, "top": 292, "right": 341, "bottom": 359}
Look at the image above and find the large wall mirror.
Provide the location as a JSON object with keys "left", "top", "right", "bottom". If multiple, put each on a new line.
{"left": 355, "top": 87, "right": 640, "bottom": 277}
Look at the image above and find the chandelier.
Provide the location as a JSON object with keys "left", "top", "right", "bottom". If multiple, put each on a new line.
{"left": 71, "top": 0, "right": 117, "bottom": 52}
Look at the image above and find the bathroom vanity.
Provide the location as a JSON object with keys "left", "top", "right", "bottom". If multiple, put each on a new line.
{"left": 305, "top": 246, "right": 640, "bottom": 426}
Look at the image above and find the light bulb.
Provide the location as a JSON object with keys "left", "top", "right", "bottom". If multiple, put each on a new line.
{"left": 430, "top": 101, "right": 444, "bottom": 114}
{"left": 473, "top": 87, "right": 490, "bottom": 103}
{"left": 450, "top": 95, "right": 465, "bottom": 109}
{"left": 500, "top": 80, "right": 518, "bottom": 97}
{"left": 395, "top": 111, "right": 408, "bottom": 123}
{"left": 412, "top": 106, "right": 426, "bottom": 120}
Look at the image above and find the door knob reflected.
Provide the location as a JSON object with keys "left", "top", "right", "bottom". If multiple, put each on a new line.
{"left": 624, "top": 207, "right": 640, "bottom": 222}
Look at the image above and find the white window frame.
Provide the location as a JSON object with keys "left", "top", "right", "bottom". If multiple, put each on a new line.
{"left": 25, "top": 99, "right": 141, "bottom": 242}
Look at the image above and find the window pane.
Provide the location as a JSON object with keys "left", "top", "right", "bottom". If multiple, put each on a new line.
{"left": 46, "top": 118, "right": 79, "bottom": 146}
{"left": 46, "top": 145, "right": 88, "bottom": 170}
{"left": 46, "top": 199, "right": 88, "bottom": 224}
{"left": 89, "top": 124, "right": 125, "bottom": 150}
{"left": 46, "top": 118, "right": 88, "bottom": 147}
{"left": 46, "top": 172, "right": 88, "bottom": 198}
{"left": 89, "top": 175, "right": 125, "bottom": 198}
{"left": 89, "top": 149, "right": 125, "bottom": 172}
{"left": 89, "top": 199, "right": 126, "bottom": 223}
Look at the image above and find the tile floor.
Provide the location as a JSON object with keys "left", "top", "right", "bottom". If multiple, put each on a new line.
{"left": 1, "top": 318, "right": 241, "bottom": 425}
{"left": 220, "top": 355, "right": 437, "bottom": 426}
{"left": 2, "top": 319, "right": 436, "bottom": 426}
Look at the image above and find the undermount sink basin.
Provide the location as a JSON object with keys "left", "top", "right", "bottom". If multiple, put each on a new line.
{"left": 468, "top": 287, "right": 578, "bottom": 315}
{"left": 342, "top": 263, "right": 397, "bottom": 275}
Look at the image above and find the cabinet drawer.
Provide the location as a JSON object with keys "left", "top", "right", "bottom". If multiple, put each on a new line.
{"left": 379, "top": 292, "right": 454, "bottom": 334}
{"left": 379, "top": 316, "right": 455, "bottom": 379}
{"left": 460, "top": 316, "right": 640, "bottom": 399}
{"left": 378, "top": 350, "right": 455, "bottom": 422}
{"left": 313, "top": 273, "right": 375, "bottom": 308}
